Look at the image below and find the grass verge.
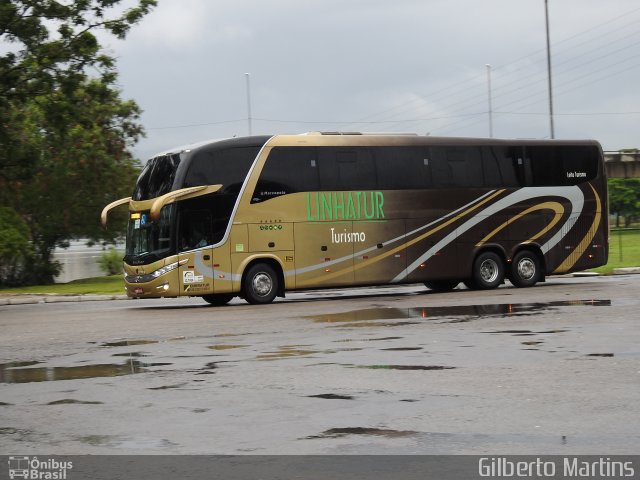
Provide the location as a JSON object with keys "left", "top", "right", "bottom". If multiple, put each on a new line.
{"left": 0, "top": 275, "right": 124, "bottom": 296}
{"left": 589, "top": 229, "right": 640, "bottom": 274}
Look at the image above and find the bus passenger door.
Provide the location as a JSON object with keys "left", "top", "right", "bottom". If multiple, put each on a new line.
{"left": 294, "top": 222, "right": 355, "bottom": 289}
{"left": 178, "top": 209, "right": 214, "bottom": 297}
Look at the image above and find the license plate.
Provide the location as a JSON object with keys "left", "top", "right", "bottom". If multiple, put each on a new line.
{"left": 134, "top": 287, "right": 144, "bottom": 295}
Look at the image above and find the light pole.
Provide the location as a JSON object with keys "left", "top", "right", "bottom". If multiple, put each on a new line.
{"left": 486, "top": 64, "right": 493, "bottom": 138}
{"left": 244, "top": 73, "right": 252, "bottom": 136}
{"left": 544, "top": 0, "right": 555, "bottom": 139}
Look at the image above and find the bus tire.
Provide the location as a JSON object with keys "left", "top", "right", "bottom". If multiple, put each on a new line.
{"left": 201, "top": 294, "right": 234, "bottom": 306}
{"left": 424, "top": 280, "right": 459, "bottom": 292}
{"left": 243, "top": 263, "right": 278, "bottom": 305}
{"left": 510, "top": 250, "right": 541, "bottom": 288}
{"left": 472, "top": 251, "right": 504, "bottom": 290}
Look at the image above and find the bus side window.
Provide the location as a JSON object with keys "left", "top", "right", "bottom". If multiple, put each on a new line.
{"left": 525, "top": 146, "right": 562, "bottom": 186}
{"left": 318, "top": 148, "right": 376, "bottom": 191}
{"left": 482, "top": 146, "right": 520, "bottom": 187}
{"left": 431, "top": 146, "right": 483, "bottom": 188}
{"left": 375, "top": 147, "right": 432, "bottom": 190}
{"left": 251, "top": 147, "right": 320, "bottom": 203}
{"left": 561, "top": 145, "right": 598, "bottom": 185}
{"left": 179, "top": 210, "right": 212, "bottom": 251}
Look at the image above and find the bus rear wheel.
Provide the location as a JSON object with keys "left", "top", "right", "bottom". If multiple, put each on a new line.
{"left": 424, "top": 280, "right": 459, "bottom": 292}
{"left": 201, "top": 294, "right": 234, "bottom": 306}
{"left": 243, "top": 263, "right": 278, "bottom": 305}
{"left": 471, "top": 251, "right": 504, "bottom": 290}
{"left": 510, "top": 250, "right": 541, "bottom": 288}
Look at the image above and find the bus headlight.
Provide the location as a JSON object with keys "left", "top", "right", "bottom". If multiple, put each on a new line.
{"left": 126, "top": 259, "right": 187, "bottom": 283}
{"left": 150, "top": 259, "right": 185, "bottom": 278}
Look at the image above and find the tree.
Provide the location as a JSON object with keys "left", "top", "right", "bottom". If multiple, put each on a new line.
{"left": 0, "top": 206, "right": 35, "bottom": 285}
{"left": 608, "top": 178, "right": 640, "bottom": 228}
{"left": 0, "top": 0, "right": 156, "bottom": 285}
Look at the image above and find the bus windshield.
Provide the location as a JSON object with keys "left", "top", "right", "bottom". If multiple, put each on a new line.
{"left": 125, "top": 205, "right": 175, "bottom": 263}
{"left": 133, "top": 154, "right": 181, "bottom": 201}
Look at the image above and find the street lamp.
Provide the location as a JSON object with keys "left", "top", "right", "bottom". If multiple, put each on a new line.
{"left": 486, "top": 64, "right": 494, "bottom": 138}
{"left": 244, "top": 73, "right": 253, "bottom": 136}
{"left": 544, "top": 0, "right": 555, "bottom": 139}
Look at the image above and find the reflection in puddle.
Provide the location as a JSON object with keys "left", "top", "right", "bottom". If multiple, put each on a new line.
{"left": 307, "top": 393, "right": 354, "bottom": 400}
{"left": 46, "top": 399, "right": 103, "bottom": 405}
{"left": 0, "top": 360, "right": 171, "bottom": 384}
{"left": 307, "top": 427, "right": 418, "bottom": 439}
{"left": 308, "top": 300, "right": 611, "bottom": 324}
{"left": 100, "top": 340, "right": 158, "bottom": 347}
{"left": 381, "top": 347, "right": 423, "bottom": 351}
{"left": 353, "top": 365, "right": 455, "bottom": 371}
{"left": 336, "top": 321, "right": 420, "bottom": 328}
{"left": 257, "top": 346, "right": 319, "bottom": 361}
{"left": 207, "top": 345, "right": 248, "bottom": 350}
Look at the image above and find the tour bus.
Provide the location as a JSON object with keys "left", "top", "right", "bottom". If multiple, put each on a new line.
{"left": 101, "top": 133, "right": 608, "bottom": 305}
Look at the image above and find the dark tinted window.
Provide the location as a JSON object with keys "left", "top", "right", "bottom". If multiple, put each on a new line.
{"left": 375, "top": 147, "right": 432, "bottom": 190}
{"left": 524, "top": 145, "right": 598, "bottom": 186}
{"left": 183, "top": 147, "right": 260, "bottom": 193}
{"left": 561, "top": 145, "right": 599, "bottom": 185}
{"left": 132, "top": 154, "right": 181, "bottom": 200}
{"left": 252, "top": 147, "right": 320, "bottom": 203}
{"left": 318, "top": 148, "right": 377, "bottom": 190}
{"left": 430, "top": 146, "right": 484, "bottom": 188}
{"left": 481, "top": 146, "right": 521, "bottom": 187}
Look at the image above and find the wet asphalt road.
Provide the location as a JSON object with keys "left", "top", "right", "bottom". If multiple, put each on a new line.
{"left": 1, "top": 275, "right": 639, "bottom": 454}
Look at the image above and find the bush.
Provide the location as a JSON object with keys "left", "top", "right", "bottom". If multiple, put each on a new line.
{"left": 0, "top": 207, "right": 35, "bottom": 286}
{"left": 98, "top": 248, "right": 124, "bottom": 275}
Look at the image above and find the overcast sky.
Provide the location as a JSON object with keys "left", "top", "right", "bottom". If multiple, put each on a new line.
{"left": 103, "top": 0, "right": 640, "bottom": 160}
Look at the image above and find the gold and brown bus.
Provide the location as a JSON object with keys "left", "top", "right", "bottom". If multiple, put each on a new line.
{"left": 101, "top": 133, "right": 608, "bottom": 305}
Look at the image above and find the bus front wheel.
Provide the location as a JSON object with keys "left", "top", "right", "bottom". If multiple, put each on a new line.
{"left": 243, "top": 263, "right": 278, "bottom": 305}
{"left": 471, "top": 251, "right": 504, "bottom": 290}
{"left": 510, "top": 250, "right": 541, "bottom": 288}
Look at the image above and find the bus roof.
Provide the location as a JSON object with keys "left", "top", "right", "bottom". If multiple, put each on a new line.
{"left": 150, "top": 133, "right": 601, "bottom": 159}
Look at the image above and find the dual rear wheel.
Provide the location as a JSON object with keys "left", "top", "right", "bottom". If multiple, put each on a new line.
{"left": 462, "top": 249, "right": 542, "bottom": 290}
{"left": 424, "top": 249, "right": 541, "bottom": 293}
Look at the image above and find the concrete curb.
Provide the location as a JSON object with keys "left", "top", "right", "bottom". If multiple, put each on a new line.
{"left": 1, "top": 294, "right": 130, "bottom": 305}
{"left": 612, "top": 267, "right": 640, "bottom": 275}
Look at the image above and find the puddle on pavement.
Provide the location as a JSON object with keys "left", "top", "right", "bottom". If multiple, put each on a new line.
{"left": 207, "top": 345, "right": 248, "bottom": 350}
{"left": 0, "top": 360, "right": 172, "bottom": 384}
{"left": 352, "top": 364, "right": 456, "bottom": 371}
{"left": 46, "top": 399, "right": 103, "bottom": 405}
{"left": 308, "top": 300, "right": 611, "bottom": 324}
{"left": 111, "top": 352, "right": 149, "bottom": 357}
{"left": 587, "top": 353, "right": 614, "bottom": 357}
{"left": 257, "top": 346, "right": 319, "bottom": 361}
{"left": 336, "top": 321, "right": 421, "bottom": 328}
{"left": 147, "top": 383, "right": 189, "bottom": 390}
{"left": 100, "top": 340, "right": 159, "bottom": 347}
{"left": 307, "top": 393, "right": 354, "bottom": 400}
{"left": 306, "top": 427, "right": 418, "bottom": 439}
{"left": 381, "top": 347, "right": 423, "bottom": 351}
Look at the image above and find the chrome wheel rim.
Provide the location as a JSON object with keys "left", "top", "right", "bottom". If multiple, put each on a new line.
{"left": 517, "top": 258, "right": 536, "bottom": 280}
{"left": 480, "top": 259, "right": 499, "bottom": 283}
{"left": 252, "top": 273, "right": 273, "bottom": 297}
